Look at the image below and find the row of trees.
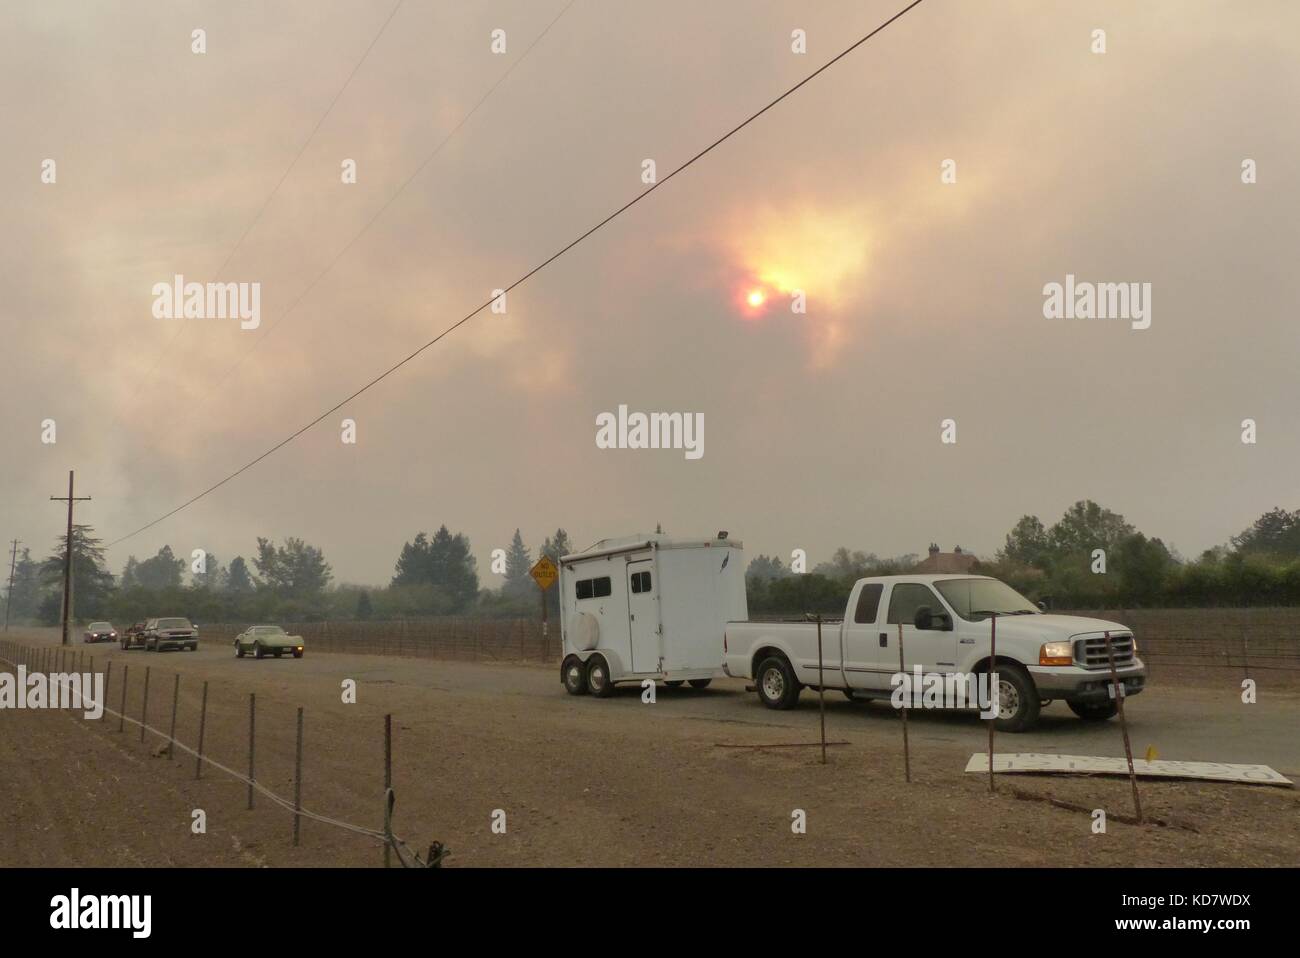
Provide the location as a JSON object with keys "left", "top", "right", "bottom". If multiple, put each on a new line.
{"left": 746, "top": 501, "right": 1300, "bottom": 612}
{"left": 9, "top": 503, "right": 1300, "bottom": 627}
{"left": 0, "top": 523, "right": 577, "bottom": 627}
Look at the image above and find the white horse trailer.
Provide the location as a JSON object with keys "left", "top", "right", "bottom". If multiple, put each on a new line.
{"left": 559, "top": 533, "right": 747, "bottom": 697}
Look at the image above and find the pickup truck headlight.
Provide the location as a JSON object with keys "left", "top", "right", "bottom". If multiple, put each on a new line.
{"left": 1039, "top": 641, "right": 1073, "bottom": 666}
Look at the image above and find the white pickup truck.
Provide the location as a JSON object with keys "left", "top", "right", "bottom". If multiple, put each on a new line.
{"left": 723, "top": 574, "right": 1145, "bottom": 731}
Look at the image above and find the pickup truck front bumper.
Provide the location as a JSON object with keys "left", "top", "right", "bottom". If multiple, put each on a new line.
{"left": 1028, "top": 661, "right": 1146, "bottom": 703}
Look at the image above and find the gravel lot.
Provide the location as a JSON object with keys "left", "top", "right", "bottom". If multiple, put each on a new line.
{"left": 2, "top": 629, "right": 1297, "bottom": 867}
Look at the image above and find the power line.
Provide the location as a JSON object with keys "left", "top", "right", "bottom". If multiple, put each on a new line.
{"left": 107, "top": 0, "right": 928, "bottom": 548}
{"left": 140, "top": 0, "right": 579, "bottom": 441}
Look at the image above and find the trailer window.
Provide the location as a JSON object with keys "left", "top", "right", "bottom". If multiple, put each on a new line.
{"left": 630, "top": 570, "right": 652, "bottom": 593}
{"left": 575, "top": 576, "right": 612, "bottom": 600}
{"left": 853, "top": 583, "right": 884, "bottom": 623}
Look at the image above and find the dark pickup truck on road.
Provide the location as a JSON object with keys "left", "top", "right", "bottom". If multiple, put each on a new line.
{"left": 143, "top": 617, "right": 199, "bottom": 652}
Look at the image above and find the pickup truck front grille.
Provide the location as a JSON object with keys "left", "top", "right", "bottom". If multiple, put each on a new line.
{"left": 1074, "top": 634, "right": 1134, "bottom": 669}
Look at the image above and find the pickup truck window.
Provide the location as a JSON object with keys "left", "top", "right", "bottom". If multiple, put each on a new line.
{"left": 575, "top": 576, "right": 612, "bottom": 600}
{"left": 935, "top": 578, "right": 1038, "bottom": 621}
{"left": 886, "top": 584, "right": 944, "bottom": 625}
{"left": 853, "top": 583, "right": 884, "bottom": 623}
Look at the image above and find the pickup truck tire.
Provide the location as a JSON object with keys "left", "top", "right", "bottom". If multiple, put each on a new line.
{"left": 755, "top": 655, "right": 800, "bottom": 710}
{"left": 561, "top": 656, "right": 588, "bottom": 695}
{"left": 664, "top": 680, "right": 684, "bottom": 688}
{"left": 254, "top": 642, "right": 264, "bottom": 660}
{"left": 586, "top": 655, "right": 615, "bottom": 698}
{"left": 992, "top": 664, "right": 1040, "bottom": 733}
{"left": 1068, "top": 700, "right": 1118, "bottom": 721}
{"left": 235, "top": 644, "right": 245, "bottom": 658}
{"left": 688, "top": 679, "right": 712, "bottom": 689}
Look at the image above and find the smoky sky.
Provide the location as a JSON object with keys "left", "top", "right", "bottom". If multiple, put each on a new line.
{"left": 2, "top": 0, "right": 1298, "bottom": 586}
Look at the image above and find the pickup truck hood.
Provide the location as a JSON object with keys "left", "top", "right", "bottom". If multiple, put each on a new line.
{"left": 986, "top": 613, "right": 1130, "bottom": 640}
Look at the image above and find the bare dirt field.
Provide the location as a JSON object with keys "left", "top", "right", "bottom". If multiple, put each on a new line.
{"left": 2, "top": 628, "right": 1297, "bottom": 867}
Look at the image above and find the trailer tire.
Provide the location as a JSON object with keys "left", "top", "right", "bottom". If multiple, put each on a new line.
{"left": 991, "top": 663, "right": 1040, "bottom": 733}
{"left": 1068, "top": 700, "right": 1118, "bottom": 721}
{"left": 586, "top": 655, "right": 615, "bottom": 698}
{"left": 561, "top": 656, "right": 588, "bottom": 695}
{"left": 755, "top": 655, "right": 800, "bottom": 710}
{"left": 688, "top": 679, "right": 712, "bottom": 690}
{"left": 664, "top": 680, "right": 684, "bottom": 688}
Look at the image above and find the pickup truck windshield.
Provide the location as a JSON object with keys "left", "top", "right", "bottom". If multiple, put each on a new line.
{"left": 158, "top": 618, "right": 192, "bottom": 629}
{"left": 935, "top": 579, "right": 1038, "bottom": 621}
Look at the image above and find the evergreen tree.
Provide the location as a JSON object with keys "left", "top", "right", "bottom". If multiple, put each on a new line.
{"left": 227, "top": 556, "right": 254, "bottom": 594}
{"left": 503, "top": 529, "right": 532, "bottom": 599}
{"left": 3, "top": 548, "right": 43, "bottom": 623}
{"left": 40, "top": 525, "right": 115, "bottom": 619}
{"left": 134, "top": 545, "right": 185, "bottom": 590}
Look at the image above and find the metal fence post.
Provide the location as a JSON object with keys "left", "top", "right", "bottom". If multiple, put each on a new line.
{"left": 167, "top": 673, "right": 180, "bottom": 759}
{"left": 898, "top": 623, "right": 910, "bottom": 783}
{"left": 118, "top": 664, "right": 127, "bottom": 732}
{"left": 293, "top": 707, "right": 304, "bottom": 847}
{"left": 815, "top": 614, "right": 827, "bottom": 765}
{"left": 194, "top": 681, "right": 209, "bottom": 779}
{"left": 140, "top": 666, "right": 150, "bottom": 743}
{"left": 1104, "top": 630, "right": 1143, "bottom": 823}
{"left": 248, "top": 693, "right": 256, "bottom": 810}
{"left": 384, "top": 714, "right": 392, "bottom": 868}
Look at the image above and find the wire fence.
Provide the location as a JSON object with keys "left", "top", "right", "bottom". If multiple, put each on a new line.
{"left": 0, "top": 637, "right": 444, "bottom": 867}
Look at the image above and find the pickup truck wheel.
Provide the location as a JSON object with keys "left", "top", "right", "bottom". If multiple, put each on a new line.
{"left": 688, "top": 678, "right": 712, "bottom": 690}
{"left": 254, "top": 642, "right": 264, "bottom": 660}
{"left": 235, "top": 644, "right": 244, "bottom": 658}
{"left": 561, "top": 656, "right": 588, "bottom": 695}
{"left": 586, "top": 655, "right": 614, "bottom": 698}
{"left": 756, "top": 656, "right": 800, "bottom": 710}
{"left": 991, "top": 664, "right": 1040, "bottom": 733}
{"left": 1068, "top": 700, "right": 1118, "bottom": 721}
{"left": 664, "top": 680, "right": 684, "bottom": 688}
{"left": 292, "top": 650, "right": 303, "bottom": 659}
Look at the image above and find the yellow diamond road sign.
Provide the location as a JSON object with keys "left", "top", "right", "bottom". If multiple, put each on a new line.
{"left": 530, "top": 555, "right": 558, "bottom": 591}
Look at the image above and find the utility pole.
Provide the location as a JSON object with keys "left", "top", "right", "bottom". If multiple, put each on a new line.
{"left": 50, "top": 471, "right": 91, "bottom": 647}
{"left": 3, "top": 539, "right": 19, "bottom": 632}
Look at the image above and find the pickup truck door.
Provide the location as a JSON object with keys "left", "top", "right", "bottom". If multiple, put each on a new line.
{"left": 884, "top": 583, "right": 959, "bottom": 676}
{"left": 840, "top": 582, "right": 891, "bottom": 690}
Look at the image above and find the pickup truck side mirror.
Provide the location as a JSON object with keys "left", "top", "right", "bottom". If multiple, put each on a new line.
{"left": 1037, "top": 600, "right": 1047, "bottom": 611}
{"left": 914, "top": 606, "right": 934, "bottom": 630}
